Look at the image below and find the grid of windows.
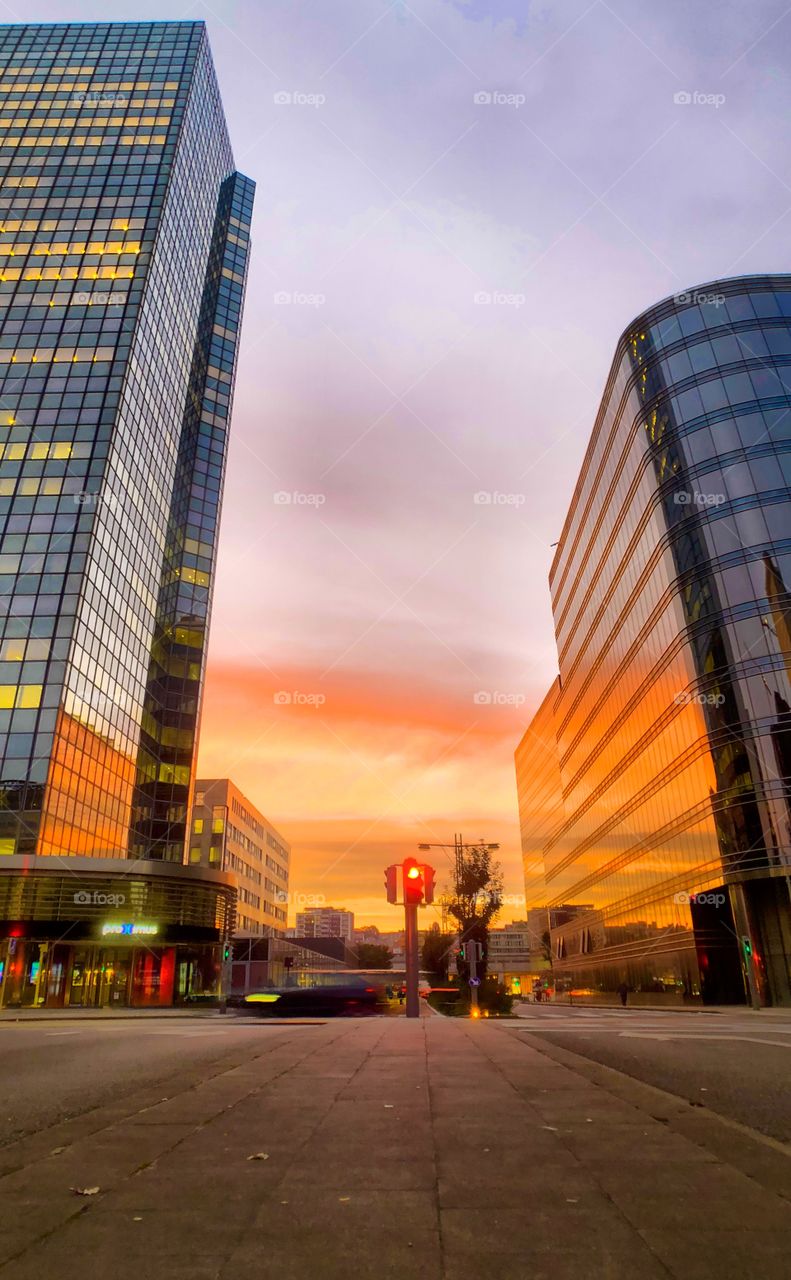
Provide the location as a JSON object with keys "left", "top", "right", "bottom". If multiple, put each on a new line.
{"left": 517, "top": 276, "right": 791, "bottom": 1006}
{"left": 190, "top": 779, "right": 291, "bottom": 934}
{"left": 0, "top": 22, "right": 253, "bottom": 865}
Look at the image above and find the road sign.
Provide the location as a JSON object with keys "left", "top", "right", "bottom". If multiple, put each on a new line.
{"left": 469, "top": 976, "right": 481, "bottom": 987}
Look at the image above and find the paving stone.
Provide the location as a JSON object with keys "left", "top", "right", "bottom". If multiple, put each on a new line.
{"left": 0, "top": 1016, "right": 787, "bottom": 1280}
{"left": 639, "top": 1227, "right": 791, "bottom": 1280}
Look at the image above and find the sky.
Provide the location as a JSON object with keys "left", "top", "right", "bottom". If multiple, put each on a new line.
{"left": 18, "top": 0, "right": 791, "bottom": 928}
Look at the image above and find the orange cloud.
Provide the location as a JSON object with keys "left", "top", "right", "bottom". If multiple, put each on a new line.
{"left": 197, "top": 660, "right": 527, "bottom": 929}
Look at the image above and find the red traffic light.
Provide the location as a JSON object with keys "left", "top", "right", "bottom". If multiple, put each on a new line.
{"left": 403, "top": 857, "right": 424, "bottom": 905}
{"left": 384, "top": 859, "right": 435, "bottom": 905}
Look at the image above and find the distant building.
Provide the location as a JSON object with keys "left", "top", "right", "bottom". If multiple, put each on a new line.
{"left": 296, "top": 906, "right": 354, "bottom": 940}
{"left": 486, "top": 921, "right": 551, "bottom": 996}
{"left": 487, "top": 921, "right": 532, "bottom": 966}
{"left": 190, "top": 780, "right": 289, "bottom": 937}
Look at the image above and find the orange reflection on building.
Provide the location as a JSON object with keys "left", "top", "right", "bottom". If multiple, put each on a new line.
{"left": 37, "top": 707, "right": 135, "bottom": 858}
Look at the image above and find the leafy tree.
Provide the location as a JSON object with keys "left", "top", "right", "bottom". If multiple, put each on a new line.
{"left": 354, "top": 942, "right": 393, "bottom": 970}
{"left": 421, "top": 926, "right": 456, "bottom": 981}
{"left": 446, "top": 841, "right": 504, "bottom": 981}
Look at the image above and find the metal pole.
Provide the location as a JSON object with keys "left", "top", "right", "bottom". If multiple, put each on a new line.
{"left": 404, "top": 902, "right": 419, "bottom": 1017}
{"left": 729, "top": 883, "right": 762, "bottom": 1009}
{"left": 219, "top": 942, "right": 231, "bottom": 1014}
{"left": 469, "top": 939, "right": 479, "bottom": 1015}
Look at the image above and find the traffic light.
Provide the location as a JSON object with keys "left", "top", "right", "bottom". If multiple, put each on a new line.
{"left": 385, "top": 865, "right": 398, "bottom": 904}
{"left": 223, "top": 943, "right": 231, "bottom": 962}
{"left": 384, "top": 858, "right": 435, "bottom": 904}
{"left": 403, "top": 857, "right": 424, "bottom": 906}
{"left": 742, "top": 935, "right": 753, "bottom": 961}
{"left": 423, "top": 864, "right": 436, "bottom": 904}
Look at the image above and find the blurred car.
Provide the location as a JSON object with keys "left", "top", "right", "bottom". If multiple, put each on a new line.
{"left": 240, "top": 977, "right": 386, "bottom": 1017}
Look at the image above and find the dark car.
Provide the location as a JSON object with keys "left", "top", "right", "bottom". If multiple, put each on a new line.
{"left": 240, "top": 979, "right": 385, "bottom": 1017}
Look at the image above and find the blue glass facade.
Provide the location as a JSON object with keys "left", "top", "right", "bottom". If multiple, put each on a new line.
{"left": 0, "top": 22, "right": 252, "bottom": 1006}
{"left": 517, "top": 276, "right": 791, "bottom": 1007}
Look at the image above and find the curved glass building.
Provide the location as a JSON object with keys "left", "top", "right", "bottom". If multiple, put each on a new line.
{"left": 516, "top": 275, "right": 791, "bottom": 1006}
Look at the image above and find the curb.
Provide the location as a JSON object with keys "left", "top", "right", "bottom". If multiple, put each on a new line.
{"left": 0, "top": 1011, "right": 221, "bottom": 1022}
{"left": 516, "top": 1001, "right": 726, "bottom": 1014}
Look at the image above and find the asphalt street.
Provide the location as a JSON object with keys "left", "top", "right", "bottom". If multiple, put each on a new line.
{"left": 513, "top": 1004, "right": 791, "bottom": 1142}
{"left": 0, "top": 1017, "right": 312, "bottom": 1146}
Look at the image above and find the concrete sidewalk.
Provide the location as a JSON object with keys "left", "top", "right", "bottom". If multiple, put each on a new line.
{"left": 0, "top": 1016, "right": 788, "bottom": 1279}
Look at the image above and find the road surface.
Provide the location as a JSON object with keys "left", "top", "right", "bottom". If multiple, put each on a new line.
{"left": 513, "top": 1003, "right": 791, "bottom": 1141}
{"left": 0, "top": 1011, "right": 788, "bottom": 1278}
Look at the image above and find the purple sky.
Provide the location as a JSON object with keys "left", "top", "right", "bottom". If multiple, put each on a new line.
{"left": 15, "top": 1, "right": 791, "bottom": 921}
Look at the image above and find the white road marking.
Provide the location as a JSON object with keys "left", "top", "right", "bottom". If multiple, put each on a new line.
{"left": 619, "top": 1032, "right": 673, "bottom": 1041}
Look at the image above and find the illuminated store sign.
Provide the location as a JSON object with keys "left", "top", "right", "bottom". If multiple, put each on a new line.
{"left": 101, "top": 922, "right": 159, "bottom": 937}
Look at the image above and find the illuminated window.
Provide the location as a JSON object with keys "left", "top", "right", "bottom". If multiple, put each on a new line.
{"left": 189, "top": 847, "right": 201, "bottom": 863}
{"left": 16, "top": 685, "right": 42, "bottom": 709}
{"left": 0, "top": 687, "right": 15, "bottom": 709}
{"left": 0, "top": 838, "right": 14, "bottom": 855}
{"left": 154, "top": 760, "right": 191, "bottom": 785}
{"left": 193, "top": 817, "right": 204, "bottom": 834}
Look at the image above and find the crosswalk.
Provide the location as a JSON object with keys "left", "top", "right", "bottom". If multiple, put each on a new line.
{"left": 512, "top": 1004, "right": 791, "bottom": 1047}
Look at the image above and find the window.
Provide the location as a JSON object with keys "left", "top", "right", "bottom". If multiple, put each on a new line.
{"left": 16, "top": 685, "right": 42, "bottom": 708}
{"left": 193, "top": 817, "right": 203, "bottom": 834}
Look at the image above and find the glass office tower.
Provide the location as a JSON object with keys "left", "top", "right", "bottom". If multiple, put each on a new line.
{"left": 0, "top": 21, "right": 253, "bottom": 1006}
{"left": 516, "top": 275, "right": 791, "bottom": 1007}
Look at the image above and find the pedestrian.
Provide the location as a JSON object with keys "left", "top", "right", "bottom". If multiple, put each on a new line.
{"left": 617, "top": 981, "right": 628, "bottom": 1007}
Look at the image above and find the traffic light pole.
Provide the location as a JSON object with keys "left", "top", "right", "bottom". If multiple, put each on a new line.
{"left": 468, "top": 939, "right": 479, "bottom": 1015}
{"left": 404, "top": 901, "right": 420, "bottom": 1018}
{"left": 219, "top": 939, "right": 232, "bottom": 1015}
